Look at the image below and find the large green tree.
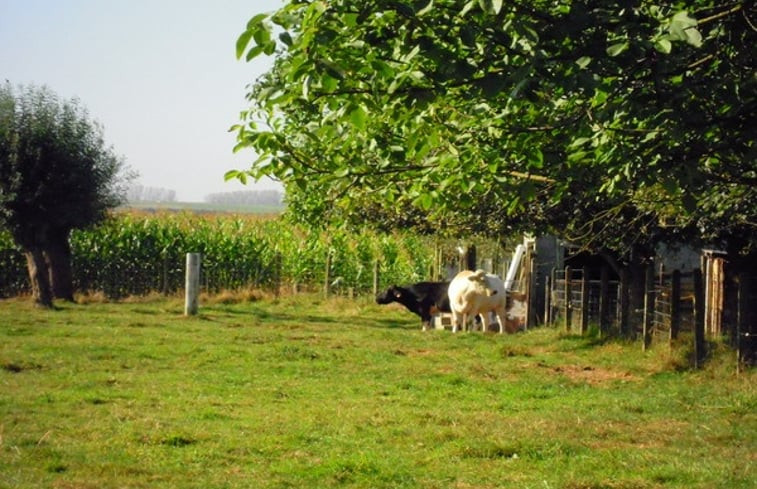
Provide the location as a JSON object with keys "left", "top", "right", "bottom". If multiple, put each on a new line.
{"left": 232, "top": 0, "right": 755, "bottom": 262}
{"left": 0, "top": 83, "right": 130, "bottom": 307}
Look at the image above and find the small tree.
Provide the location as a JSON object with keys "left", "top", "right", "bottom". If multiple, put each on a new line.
{"left": 0, "top": 83, "right": 131, "bottom": 307}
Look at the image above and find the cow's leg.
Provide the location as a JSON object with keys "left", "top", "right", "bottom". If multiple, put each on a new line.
{"left": 451, "top": 310, "right": 461, "bottom": 333}
{"left": 494, "top": 306, "right": 507, "bottom": 334}
{"left": 480, "top": 312, "right": 491, "bottom": 333}
{"left": 421, "top": 311, "right": 431, "bottom": 332}
{"left": 463, "top": 312, "right": 472, "bottom": 332}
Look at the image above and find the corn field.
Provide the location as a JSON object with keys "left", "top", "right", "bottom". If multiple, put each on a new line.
{"left": 0, "top": 212, "right": 438, "bottom": 299}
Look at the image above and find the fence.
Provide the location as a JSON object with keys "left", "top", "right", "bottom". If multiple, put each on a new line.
{"left": 0, "top": 214, "right": 440, "bottom": 300}
{"left": 652, "top": 270, "right": 696, "bottom": 342}
{"left": 0, "top": 214, "right": 512, "bottom": 301}
{"left": 547, "top": 267, "right": 621, "bottom": 335}
{"left": 545, "top": 263, "right": 755, "bottom": 368}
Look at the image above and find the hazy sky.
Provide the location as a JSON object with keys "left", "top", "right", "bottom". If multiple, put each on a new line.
{"left": 0, "top": 0, "right": 283, "bottom": 202}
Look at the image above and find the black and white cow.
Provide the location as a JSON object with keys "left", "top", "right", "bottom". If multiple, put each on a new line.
{"left": 375, "top": 281, "right": 451, "bottom": 331}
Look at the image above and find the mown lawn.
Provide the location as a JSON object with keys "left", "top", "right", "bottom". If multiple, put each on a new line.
{"left": 0, "top": 294, "right": 754, "bottom": 488}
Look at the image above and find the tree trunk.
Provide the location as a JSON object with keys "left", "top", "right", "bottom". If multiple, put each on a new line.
{"left": 24, "top": 247, "right": 53, "bottom": 308}
{"left": 45, "top": 229, "right": 75, "bottom": 301}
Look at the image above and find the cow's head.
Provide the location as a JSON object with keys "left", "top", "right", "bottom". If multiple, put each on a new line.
{"left": 375, "top": 285, "right": 403, "bottom": 304}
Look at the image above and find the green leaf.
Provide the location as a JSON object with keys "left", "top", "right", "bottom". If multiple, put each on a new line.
{"left": 414, "top": 192, "right": 434, "bottom": 210}
{"left": 668, "top": 11, "right": 701, "bottom": 46}
{"left": 527, "top": 147, "right": 543, "bottom": 169}
{"left": 684, "top": 27, "right": 702, "bottom": 47}
{"left": 606, "top": 42, "right": 628, "bottom": 57}
{"left": 415, "top": 0, "right": 433, "bottom": 16}
{"left": 654, "top": 38, "right": 672, "bottom": 54}
{"left": 349, "top": 104, "right": 368, "bottom": 131}
{"left": 576, "top": 56, "right": 592, "bottom": 69}
{"left": 321, "top": 74, "right": 339, "bottom": 92}
{"left": 302, "top": 75, "right": 311, "bottom": 100}
{"left": 246, "top": 13, "right": 269, "bottom": 29}
{"left": 319, "top": 60, "right": 345, "bottom": 80}
{"left": 460, "top": 0, "right": 477, "bottom": 17}
{"left": 491, "top": 0, "right": 503, "bottom": 15}
{"left": 569, "top": 137, "right": 592, "bottom": 148}
{"left": 245, "top": 45, "right": 264, "bottom": 62}
{"left": 236, "top": 30, "right": 254, "bottom": 59}
{"left": 279, "top": 31, "right": 293, "bottom": 47}
{"left": 224, "top": 170, "right": 240, "bottom": 181}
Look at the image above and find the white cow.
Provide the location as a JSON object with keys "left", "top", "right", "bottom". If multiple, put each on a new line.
{"left": 447, "top": 269, "right": 507, "bottom": 334}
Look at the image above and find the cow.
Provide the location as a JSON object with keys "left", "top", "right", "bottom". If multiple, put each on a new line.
{"left": 375, "top": 281, "right": 451, "bottom": 331}
{"left": 447, "top": 270, "right": 507, "bottom": 333}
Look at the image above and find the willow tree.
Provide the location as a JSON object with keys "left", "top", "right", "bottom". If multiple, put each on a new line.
{"left": 231, "top": 1, "right": 755, "bottom": 263}
{"left": 0, "top": 83, "right": 130, "bottom": 307}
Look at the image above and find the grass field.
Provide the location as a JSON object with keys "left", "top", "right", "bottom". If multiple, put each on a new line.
{"left": 119, "top": 202, "right": 284, "bottom": 215}
{"left": 0, "top": 294, "right": 754, "bottom": 488}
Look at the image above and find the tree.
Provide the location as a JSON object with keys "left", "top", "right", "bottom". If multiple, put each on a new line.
{"left": 231, "top": 1, "right": 755, "bottom": 262}
{"left": 0, "top": 83, "right": 131, "bottom": 307}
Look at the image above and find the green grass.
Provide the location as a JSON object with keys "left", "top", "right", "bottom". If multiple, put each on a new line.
{"left": 0, "top": 295, "right": 754, "bottom": 488}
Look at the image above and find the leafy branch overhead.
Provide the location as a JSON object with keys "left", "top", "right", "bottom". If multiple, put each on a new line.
{"left": 232, "top": 1, "right": 755, "bottom": 258}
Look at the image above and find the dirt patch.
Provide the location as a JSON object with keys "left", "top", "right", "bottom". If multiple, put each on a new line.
{"left": 394, "top": 348, "right": 435, "bottom": 357}
{"left": 539, "top": 362, "right": 638, "bottom": 385}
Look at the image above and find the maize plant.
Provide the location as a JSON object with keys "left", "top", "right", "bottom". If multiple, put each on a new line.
{"left": 0, "top": 212, "right": 441, "bottom": 299}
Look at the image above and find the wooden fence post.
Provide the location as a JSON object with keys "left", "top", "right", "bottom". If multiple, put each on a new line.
{"left": 273, "top": 252, "right": 282, "bottom": 298}
{"left": 693, "top": 268, "right": 705, "bottom": 368}
{"left": 599, "top": 266, "right": 609, "bottom": 337}
{"left": 162, "top": 254, "right": 169, "bottom": 295}
{"left": 619, "top": 267, "right": 630, "bottom": 338}
{"left": 642, "top": 264, "right": 655, "bottom": 351}
{"left": 580, "top": 267, "right": 589, "bottom": 335}
{"left": 544, "top": 273, "right": 552, "bottom": 326}
{"left": 373, "top": 259, "right": 380, "bottom": 296}
{"left": 670, "top": 270, "right": 681, "bottom": 342}
{"left": 184, "top": 253, "right": 200, "bottom": 316}
{"left": 524, "top": 249, "right": 534, "bottom": 330}
{"left": 736, "top": 272, "right": 755, "bottom": 372}
{"left": 564, "top": 266, "right": 572, "bottom": 332}
{"left": 466, "top": 244, "right": 477, "bottom": 271}
{"left": 324, "top": 251, "right": 332, "bottom": 298}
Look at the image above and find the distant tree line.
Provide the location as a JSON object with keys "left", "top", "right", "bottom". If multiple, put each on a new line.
{"left": 126, "top": 184, "right": 177, "bottom": 203}
{"left": 204, "top": 189, "right": 282, "bottom": 207}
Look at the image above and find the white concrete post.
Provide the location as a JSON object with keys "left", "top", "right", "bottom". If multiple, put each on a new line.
{"left": 184, "top": 253, "right": 200, "bottom": 316}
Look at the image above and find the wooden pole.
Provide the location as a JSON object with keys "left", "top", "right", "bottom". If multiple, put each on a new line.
{"left": 273, "top": 252, "right": 282, "bottom": 298}
{"left": 373, "top": 259, "right": 380, "bottom": 296}
{"left": 184, "top": 253, "right": 200, "bottom": 316}
{"left": 545, "top": 272, "right": 552, "bottom": 326}
{"left": 564, "top": 266, "right": 572, "bottom": 332}
{"left": 599, "top": 266, "right": 609, "bottom": 337}
{"left": 466, "top": 244, "right": 477, "bottom": 271}
{"left": 524, "top": 249, "right": 534, "bottom": 330}
{"left": 619, "top": 267, "right": 630, "bottom": 338}
{"left": 580, "top": 267, "right": 589, "bottom": 335}
{"left": 324, "top": 251, "right": 332, "bottom": 298}
{"left": 735, "top": 272, "right": 754, "bottom": 372}
{"left": 670, "top": 270, "right": 681, "bottom": 341}
{"left": 642, "top": 264, "right": 655, "bottom": 351}
{"left": 713, "top": 257, "right": 724, "bottom": 336}
{"left": 693, "top": 268, "right": 705, "bottom": 368}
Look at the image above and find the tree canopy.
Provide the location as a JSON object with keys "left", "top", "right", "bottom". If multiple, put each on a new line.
{"left": 0, "top": 82, "right": 130, "bottom": 305}
{"left": 232, "top": 1, "right": 755, "bottom": 260}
